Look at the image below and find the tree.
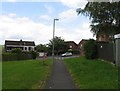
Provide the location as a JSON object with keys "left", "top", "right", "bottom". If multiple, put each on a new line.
{"left": 36, "top": 44, "right": 48, "bottom": 52}
{"left": 48, "top": 36, "right": 69, "bottom": 55}
{"left": 76, "top": 2, "right": 120, "bottom": 37}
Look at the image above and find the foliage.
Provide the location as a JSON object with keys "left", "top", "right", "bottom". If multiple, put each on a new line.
{"left": 29, "top": 51, "right": 37, "bottom": 59}
{"left": 2, "top": 59, "right": 53, "bottom": 89}
{"left": 77, "top": 2, "right": 120, "bottom": 36}
{"left": 36, "top": 44, "right": 51, "bottom": 56}
{"left": 36, "top": 44, "right": 49, "bottom": 52}
{"left": 2, "top": 53, "right": 32, "bottom": 61}
{"left": 2, "top": 53, "right": 17, "bottom": 61}
{"left": 64, "top": 57, "right": 118, "bottom": 89}
{"left": 72, "top": 50, "right": 80, "bottom": 55}
{"left": 11, "top": 48, "right": 22, "bottom": 54}
{"left": 84, "top": 39, "right": 97, "bottom": 59}
{"left": 48, "top": 36, "right": 69, "bottom": 55}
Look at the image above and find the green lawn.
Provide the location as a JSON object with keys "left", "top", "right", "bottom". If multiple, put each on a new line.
{"left": 2, "top": 59, "right": 53, "bottom": 89}
{"left": 64, "top": 57, "right": 118, "bottom": 89}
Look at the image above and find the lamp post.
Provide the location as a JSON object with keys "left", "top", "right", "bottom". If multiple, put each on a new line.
{"left": 52, "top": 18, "right": 59, "bottom": 61}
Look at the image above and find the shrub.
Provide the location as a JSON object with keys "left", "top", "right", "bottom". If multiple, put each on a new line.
{"left": 72, "top": 50, "right": 80, "bottom": 55}
{"left": 30, "top": 51, "right": 37, "bottom": 59}
{"left": 11, "top": 48, "right": 22, "bottom": 54}
{"left": 84, "top": 39, "right": 97, "bottom": 59}
{"left": 2, "top": 53, "right": 17, "bottom": 61}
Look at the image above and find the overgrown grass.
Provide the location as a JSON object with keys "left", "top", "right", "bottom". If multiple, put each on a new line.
{"left": 64, "top": 56, "right": 118, "bottom": 89}
{"left": 2, "top": 59, "right": 53, "bottom": 89}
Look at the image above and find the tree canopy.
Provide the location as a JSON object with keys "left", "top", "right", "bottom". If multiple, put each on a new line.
{"left": 48, "top": 36, "right": 69, "bottom": 55}
{"left": 76, "top": 2, "right": 120, "bottom": 37}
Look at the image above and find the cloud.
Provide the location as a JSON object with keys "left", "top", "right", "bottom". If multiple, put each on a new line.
{"left": 60, "top": 0, "right": 88, "bottom": 9}
{"left": 58, "top": 9, "right": 78, "bottom": 23}
{"left": 44, "top": 5, "right": 54, "bottom": 14}
{"left": 0, "top": 14, "right": 53, "bottom": 45}
{"left": 40, "top": 14, "right": 51, "bottom": 20}
{"left": 82, "top": 22, "right": 91, "bottom": 30}
{"left": 0, "top": 13, "right": 95, "bottom": 45}
{"left": 8, "top": 13, "right": 16, "bottom": 17}
{"left": 7, "top": 0, "right": 16, "bottom": 2}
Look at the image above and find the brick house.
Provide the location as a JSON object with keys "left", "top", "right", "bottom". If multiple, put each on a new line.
{"left": 78, "top": 39, "right": 88, "bottom": 56}
{"left": 5, "top": 39, "right": 36, "bottom": 52}
{"left": 96, "top": 34, "right": 110, "bottom": 42}
{"left": 65, "top": 41, "right": 78, "bottom": 52}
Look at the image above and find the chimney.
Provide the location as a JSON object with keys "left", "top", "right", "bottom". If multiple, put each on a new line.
{"left": 20, "top": 39, "right": 22, "bottom": 45}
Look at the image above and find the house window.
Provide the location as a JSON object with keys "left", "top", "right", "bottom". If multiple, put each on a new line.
{"left": 70, "top": 46, "right": 72, "bottom": 48}
{"left": 29, "top": 47, "right": 31, "bottom": 50}
{"left": 81, "top": 44, "right": 82, "bottom": 47}
{"left": 25, "top": 47, "right": 27, "bottom": 50}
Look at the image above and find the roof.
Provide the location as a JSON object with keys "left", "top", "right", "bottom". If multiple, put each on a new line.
{"left": 78, "top": 39, "right": 88, "bottom": 45}
{"left": 5, "top": 40, "right": 35, "bottom": 46}
{"left": 65, "top": 41, "right": 78, "bottom": 46}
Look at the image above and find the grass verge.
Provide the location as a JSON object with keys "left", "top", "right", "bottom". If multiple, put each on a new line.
{"left": 2, "top": 59, "right": 53, "bottom": 89}
{"left": 64, "top": 56, "right": 118, "bottom": 89}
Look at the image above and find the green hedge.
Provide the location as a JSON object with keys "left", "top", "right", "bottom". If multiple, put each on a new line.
{"left": 2, "top": 53, "right": 32, "bottom": 61}
{"left": 2, "top": 53, "right": 17, "bottom": 61}
{"left": 84, "top": 39, "right": 97, "bottom": 59}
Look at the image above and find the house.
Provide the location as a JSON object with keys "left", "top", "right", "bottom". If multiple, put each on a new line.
{"left": 78, "top": 39, "right": 88, "bottom": 55}
{"left": 96, "top": 33, "right": 110, "bottom": 42}
{"left": 65, "top": 41, "right": 78, "bottom": 51}
{"left": 5, "top": 39, "right": 36, "bottom": 52}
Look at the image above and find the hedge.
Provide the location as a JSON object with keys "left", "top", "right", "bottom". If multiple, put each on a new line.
{"left": 2, "top": 53, "right": 17, "bottom": 61}
{"left": 2, "top": 53, "right": 32, "bottom": 61}
{"left": 84, "top": 39, "right": 97, "bottom": 59}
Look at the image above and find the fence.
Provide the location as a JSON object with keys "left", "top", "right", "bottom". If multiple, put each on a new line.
{"left": 96, "top": 42, "right": 115, "bottom": 63}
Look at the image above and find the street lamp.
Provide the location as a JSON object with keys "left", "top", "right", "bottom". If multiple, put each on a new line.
{"left": 52, "top": 18, "right": 59, "bottom": 61}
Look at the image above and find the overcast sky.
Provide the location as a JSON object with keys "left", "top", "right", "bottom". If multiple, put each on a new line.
{"left": 0, "top": 0, "right": 96, "bottom": 45}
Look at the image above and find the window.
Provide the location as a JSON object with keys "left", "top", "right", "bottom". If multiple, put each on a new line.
{"left": 29, "top": 47, "right": 31, "bottom": 50}
{"left": 70, "top": 46, "right": 72, "bottom": 48}
{"left": 25, "top": 47, "right": 27, "bottom": 50}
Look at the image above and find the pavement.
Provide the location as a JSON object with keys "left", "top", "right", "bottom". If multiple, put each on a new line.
{"left": 45, "top": 57, "right": 76, "bottom": 89}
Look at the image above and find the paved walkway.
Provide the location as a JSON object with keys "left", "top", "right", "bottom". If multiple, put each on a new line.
{"left": 45, "top": 57, "right": 76, "bottom": 89}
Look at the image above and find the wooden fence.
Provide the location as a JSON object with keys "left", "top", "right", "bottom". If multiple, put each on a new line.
{"left": 96, "top": 42, "right": 115, "bottom": 63}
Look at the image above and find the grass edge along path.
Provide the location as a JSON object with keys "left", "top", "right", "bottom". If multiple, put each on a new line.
{"left": 64, "top": 56, "right": 118, "bottom": 89}
{"left": 2, "top": 59, "right": 53, "bottom": 89}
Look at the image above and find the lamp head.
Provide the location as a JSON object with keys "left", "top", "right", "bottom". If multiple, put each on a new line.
{"left": 54, "top": 19, "right": 59, "bottom": 21}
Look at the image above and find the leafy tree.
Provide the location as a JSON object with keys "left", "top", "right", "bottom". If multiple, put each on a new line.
{"left": 48, "top": 36, "right": 69, "bottom": 55}
{"left": 77, "top": 2, "right": 120, "bottom": 37}
{"left": 36, "top": 44, "right": 48, "bottom": 52}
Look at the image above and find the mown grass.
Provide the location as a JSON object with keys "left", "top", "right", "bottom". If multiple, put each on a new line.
{"left": 64, "top": 56, "right": 118, "bottom": 89}
{"left": 2, "top": 59, "right": 53, "bottom": 89}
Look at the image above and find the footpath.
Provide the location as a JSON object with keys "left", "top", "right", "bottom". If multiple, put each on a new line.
{"left": 45, "top": 57, "right": 76, "bottom": 89}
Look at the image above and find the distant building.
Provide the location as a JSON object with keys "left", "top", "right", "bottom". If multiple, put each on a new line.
{"left": 78, "top": 39, "right": 88, "bottom": 56}
{"left": 65, "top": 41, "right": 78, "bottom": 51}
{"left": 96, "top": 34, "right": 110, "bottom": 42}
{"left": 5, "top": 39, "right": 36, "bottom": 52}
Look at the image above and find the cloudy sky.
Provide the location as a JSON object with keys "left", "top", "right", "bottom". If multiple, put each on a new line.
{"left": 0, "top": 0, "right": 96, "bottom": 45}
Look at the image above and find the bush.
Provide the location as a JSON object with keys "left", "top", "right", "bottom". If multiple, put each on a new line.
{"left": 72, "top": 50, "right": 80, "bottom": 55}
{"left": 2, "top": 53, "right": 17, "bottom": 61}
{"left": 84, "top": 39, "right": 97, "bottom": 59}
{"left": 11, "top": 48, "right": 22, "bottom": 54}
{"left": 2, "top": 52, "right": 32, "bottom": 61}
{"left": 30, "top": 51, "right": 37, "bottom": 59}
